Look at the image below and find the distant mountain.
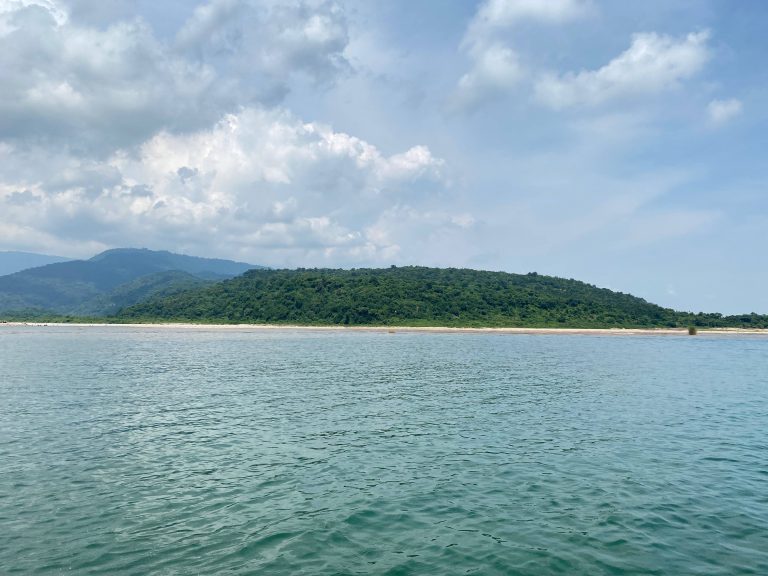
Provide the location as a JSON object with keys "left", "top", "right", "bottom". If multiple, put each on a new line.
{"left": 0, "top": 251, "right": 71, "bottom": 276}
{"left": 0, "top": 248, "right": 261, "bottom": 316}
{"left": 119, "top": 266, "right": 768, "bottom": 328}
{"left": 88, "top": 248, "right": 258, "bottom": 280}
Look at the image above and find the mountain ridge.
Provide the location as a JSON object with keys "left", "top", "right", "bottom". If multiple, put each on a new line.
{"left": 0, "top": 248, "right": 262, "bottom": 316}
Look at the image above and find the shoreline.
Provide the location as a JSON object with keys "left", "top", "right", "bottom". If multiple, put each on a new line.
{"left": 1, "top": 322, "right": 767, "bottom": 336}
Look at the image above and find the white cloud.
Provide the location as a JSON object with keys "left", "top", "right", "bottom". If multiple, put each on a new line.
{"left": 452, "top": 43, "right": 524, "bottom": 111}
{"left": 0, "top": 0, "right": 351, "bottom": 151}
{"left": 0, "top": 0, "right": 67, "bottom": 27}
{"left": 453, "top": 0, "right": 590, "bottom": 112}
{"left": 535, "top": 31, "right": 711, "bottom": 109}
{"left": 0, "top": 0, "right": 467, "bottom": 265}
{"left": 707, "top": 98, "right": 743, "bottom": 125}
{"left": 0, "top": 107, "right": 455, "bottom": 265}
{"left": 470, "top": 0, "right": 591, "bottom": 33}
{"left": 0, "top": 2, "right": 224, "bottom": 150}
{"left": 176, "top": 0, "right": 349, "bottom": 91}
{"left": 115, "top": 107, "right": 445, "bottom": 205}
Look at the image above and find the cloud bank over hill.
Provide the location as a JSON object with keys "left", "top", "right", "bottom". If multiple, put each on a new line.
{"left": 0, "top": 0, "right": 454, "bottom": 265}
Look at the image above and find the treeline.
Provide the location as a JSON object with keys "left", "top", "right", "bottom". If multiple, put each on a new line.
{"left": 118, "top": 266, "right": 768, "bottom": 328}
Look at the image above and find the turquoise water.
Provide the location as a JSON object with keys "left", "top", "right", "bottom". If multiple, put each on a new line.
{"left": 1, "top": 326, "right": 766, "bottom": 575}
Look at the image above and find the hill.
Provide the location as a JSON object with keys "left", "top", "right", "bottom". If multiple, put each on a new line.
{"left": 73, "top": 270, "right": 214, "bottom": 316}
{"left": 0, "top": 248, "right": 261, "bottom": 316}
{"left": 117, "top": 267, "right": 768, "bottom": 328}
{"left": 0, "top": 251, "right": 71, "bottom": 276}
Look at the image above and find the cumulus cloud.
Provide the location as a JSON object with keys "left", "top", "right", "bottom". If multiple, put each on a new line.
{"left": 467, "top": 0, "right": 592, "bottom": 39}
{"left": 707, "top": 98, "right": 743, "bottom": 125}
{"left": 452, "top": 43, "right": 524, "bottom": 111}
{"left": 535, "top": 31, "right": 711, "bottom": 109}
{"left": 0, "top": 0, "right": 468, "bottom": 265}
{"left": 176, "top": 0, "right": 349, "bottom": 95}
{"left": 0, "top": 0, "right": 350, "bottom": 152}
{"left": 0, "top": 0, "right": 67, "bottom": 27}
{"left": 0, "top": 107, "right": 456, "bottom": 264}
{"left": 0, "top": 12, "right": 221, "bottom": 151}
{"left": 453, "top": 0, "right": 590, "bottom": 112}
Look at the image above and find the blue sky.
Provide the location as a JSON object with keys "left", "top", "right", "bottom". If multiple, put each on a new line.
{"left": 0, "top": 0, "right": 766, "bottom": 314}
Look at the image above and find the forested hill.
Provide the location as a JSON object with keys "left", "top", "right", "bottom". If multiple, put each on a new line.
{"left": 118, "top": 267, "right": 768, "bottom": 328}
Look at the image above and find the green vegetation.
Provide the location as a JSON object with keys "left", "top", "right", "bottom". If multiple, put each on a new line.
{"left": 117, "top": 267, "right": 768, "bottom": 328}
{"left": 0, "top": 312, "right": 123, "bottom": 324}
{"left": 71, "top": 270, "right": 213, "bottom": 315}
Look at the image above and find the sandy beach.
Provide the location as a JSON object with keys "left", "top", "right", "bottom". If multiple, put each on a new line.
{"left": 1, "top": 322, "right": 766, "bottom": 336}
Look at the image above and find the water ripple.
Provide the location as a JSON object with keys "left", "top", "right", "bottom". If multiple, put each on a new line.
{"left": 1, "top": 327, "right": 767, "bottom": 575}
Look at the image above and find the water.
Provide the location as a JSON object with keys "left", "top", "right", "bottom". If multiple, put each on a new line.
{"left": 1, "top": 326, "right": 766, "bottom": 575}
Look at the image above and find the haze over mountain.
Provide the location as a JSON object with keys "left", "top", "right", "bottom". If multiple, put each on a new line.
{"left": 0, "top": 252, "right": 72, "bottom": 276}
{"left": 0, "top": 248, "right": 261, "bottom": 316}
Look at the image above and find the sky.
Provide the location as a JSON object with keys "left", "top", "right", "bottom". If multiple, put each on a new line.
{"left": 0, "top": 0, "right": 766, "bottom": 314}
